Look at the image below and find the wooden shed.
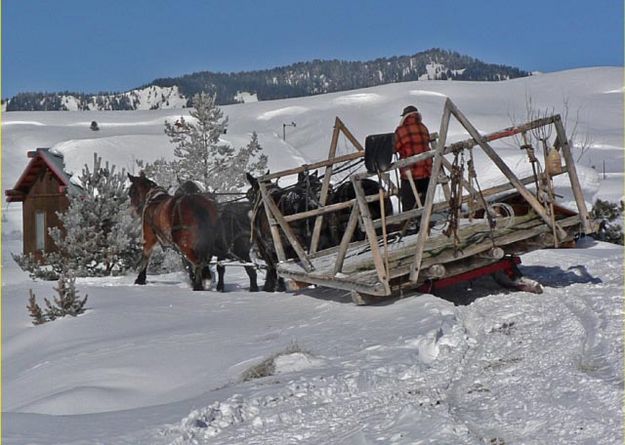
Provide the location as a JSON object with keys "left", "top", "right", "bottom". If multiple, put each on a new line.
{"left": 5, "top": 148, "right": 77, "bottom": 257}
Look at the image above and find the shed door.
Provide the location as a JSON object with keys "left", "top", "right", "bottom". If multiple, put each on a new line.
{"left": 35, "top": 211, "right": 46, "bottom": 251}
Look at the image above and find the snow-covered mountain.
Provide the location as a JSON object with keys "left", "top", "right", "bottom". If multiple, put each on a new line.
{"left": 4, "top": 49, "right": 528, "bottom": 111}
{"left": 2, "top": 67, "right": 623, "bottom": 444}
{"left": 4, "top": 85, "right": 187, "bottom": 112}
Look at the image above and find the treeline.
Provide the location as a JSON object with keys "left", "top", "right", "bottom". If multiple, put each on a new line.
{"left": 152, "top": 49, "right": 528, "bottom": 105}
{"left": 5, "top": 91, "right": 137, "bottom": 111}
{"left": 5, "top": 49, "right": 529, "bottom": 111}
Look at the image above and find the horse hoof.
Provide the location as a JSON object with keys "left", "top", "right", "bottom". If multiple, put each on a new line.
{"left": 134, "top": 280, "right": 146, "bottom": 285}
{"left": 250, "top": 286, "right": 259, "bottom": 292}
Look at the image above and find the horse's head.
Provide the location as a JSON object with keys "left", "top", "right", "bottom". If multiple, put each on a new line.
{"left": 175, "top": 180, "right": 203, "bottom": 196}
{"left": 245, "top": 172, "right": 260, "bottom": 204}
{"left": 127, "top": 172, "right": 158, "bottom": 214}
{"left": 297, "top": 170, "right": 323, "bottom": 197}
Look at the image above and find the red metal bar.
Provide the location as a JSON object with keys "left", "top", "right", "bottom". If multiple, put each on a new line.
{"left": 417, "top": 256, "right": 521, "bottom": 293}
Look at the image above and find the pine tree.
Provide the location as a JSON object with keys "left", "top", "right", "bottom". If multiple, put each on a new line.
{"left": 26, "top": 271, "right": 88, "bottom": 325}
{"left": 48, "top": 153, "right": 142, "bottom": 276}
{"left": 135, "top": 157, "right": 182, "bottom": 192}
{"left": 160, "top": 94, "right": 268, "bottom": 197}
{"left": 27, "top": 290, "right": 47, "bottom": 325}
{"left": 164, "top": 92, "right": 232, "bottom": 191}
{"left": 211, "top": 131, "right": 268, "bottom": 193}
{"left": 44, "top": 271, "right": 88, "bottom": 319}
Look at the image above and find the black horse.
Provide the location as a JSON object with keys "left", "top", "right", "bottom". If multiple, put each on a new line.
{"left": 174, "top": 181, "right": 259, "bottom": 292}
{"left": 214, "top": 201, "right": 259, "bottom": 292}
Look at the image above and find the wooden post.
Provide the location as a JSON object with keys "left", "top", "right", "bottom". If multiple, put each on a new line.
{"left": 409, "top": 101, "right": 451, "bottom": 282}
{"left": 310, "top": 117, "right": 341, "bottom": 254}
{"left": 445, "top": 99, "right": 568, "bottom": 241}
{"left": 351, "top": 176, "right": 390, "bottom": 295}
{"left": 405, "top": 170, "right": 422, "bottom": 209}
{"left": 258, "top": 181, "right": 314, "bottom": 272}
{"left": 258, "top": 181, "right": 287, "bottom": 263}
{"left": 333, "top": 204, "right": 360, "bottom": 275}
{"left": 553, "top": 116, "right": 593, "bottom": 234}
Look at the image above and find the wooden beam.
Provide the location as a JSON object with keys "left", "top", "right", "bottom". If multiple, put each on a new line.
{"left": 337, "top": 117, "right": 365, "bottom": 151}
{"left": 352, "top": 176, "right": 390, "bottom": 294}
{"left": 258, "top": 181, "right": 287, "bottom": 263}
{"left": 333, "top": 204, "right": 360, "bottom": 275}
{"left": 310, "top": 117, "right": 341, "bottom": 254}
{"left": 283, "top": 192, "right": 387, "bottom": 223}
{"left": 553, "top": 116, "right": 593, "bottom": 234}
{"left": 409, "top": 101, "right": 451, "bottom": 282}
{"left": 260, "top": 151, "right": 364, "bottom": 181}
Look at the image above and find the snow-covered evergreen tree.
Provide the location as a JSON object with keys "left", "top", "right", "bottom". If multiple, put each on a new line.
{"left": 135, "top": 157, "right": 182, "bottom": 192}
{"left": 211, "top": 131, "right": 268, "bottom": 193}
{"left": 164, "top": 93, "right": 232, "bottom": 191}
{"left": 48, "top": 153, "right": 142, "bottom": 276}
{"left": 156, "top": 93, "right": 268, "bottom": 197}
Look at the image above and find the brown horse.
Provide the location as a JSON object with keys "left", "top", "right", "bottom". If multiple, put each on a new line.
{"left": 127, "top": 173, "right": 219, "bottom": 290}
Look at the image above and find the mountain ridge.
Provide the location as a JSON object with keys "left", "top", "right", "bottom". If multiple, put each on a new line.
{"left": 4, "top": 48, "right": 529, "bottom": 111}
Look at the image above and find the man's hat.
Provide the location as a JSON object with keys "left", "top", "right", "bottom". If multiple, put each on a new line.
{"left": 401, "top": 105, "right": 418, "bottom": 116}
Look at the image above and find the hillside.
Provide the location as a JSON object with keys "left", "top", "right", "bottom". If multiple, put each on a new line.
{"left": 4, "top": 49, "right": 528, "bottom": 111}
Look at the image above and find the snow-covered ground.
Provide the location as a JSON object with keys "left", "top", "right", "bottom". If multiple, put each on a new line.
{"left": 2, "top": 68, "right": 623, "bottom": 444}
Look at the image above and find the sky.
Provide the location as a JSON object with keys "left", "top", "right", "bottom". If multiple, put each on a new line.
{"left": 1, "top": 0, "right": 623, "bottom": 99}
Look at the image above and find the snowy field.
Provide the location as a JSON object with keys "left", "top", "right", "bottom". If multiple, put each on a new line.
{"left": 2, "top": 67, "right": 624, "bottom": 444}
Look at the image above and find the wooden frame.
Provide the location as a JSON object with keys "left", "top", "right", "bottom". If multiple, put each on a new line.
{"left": 255, "top": 100, "right": 594, "bottom": 300}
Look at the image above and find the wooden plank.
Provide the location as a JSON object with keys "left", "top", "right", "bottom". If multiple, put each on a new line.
{"left": 445, "top": 115, "right": 558, "bottom": 153}
{"left": 258, "top": 180, "right": 314, "bottom": 271}
{"left": 553, "top": 116, "right": 593, "bottom": 234}
{"left": 409, "top": 101, "right": 451, "bottom": 282}
{"left": 445, "top": 99, "right": 568, "bottom": 241}
{"left": 260, "top": 151, "right": 364, "bottom": 181}
{"left": 310, "top": 118, "right": 341, "bottom": 253}
{"left": 337, "top": 117, "right": 365, "bottom": 151}
{"left": 351, "top": 176, "right": 391, "bottom": 294}
{"left": 258, "top": 181, "right": 287, "bottom": 263}
{"left": 333, "top": 204, "right": 360, "bottom": 275}
{"left": 283, "top": 192, "right": 389, "bottom": 223}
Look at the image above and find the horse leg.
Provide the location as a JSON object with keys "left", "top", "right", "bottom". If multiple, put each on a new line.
{"left": 244, "top": 266, "right": 258, "bottom": 292}
{"left": 191, "top": 263, "right": 205, "bottom": 291}
{"left": 277, "top": 276, "right": 286, "bottom": 292}
{"left": 216, "top": 264, "right": 226, "bottom": 292}
{"left": 263, "top": 267, "right": 276, "bottom": 292}
{"left": 135, "top": 230, "right": 156, "bottom": 285}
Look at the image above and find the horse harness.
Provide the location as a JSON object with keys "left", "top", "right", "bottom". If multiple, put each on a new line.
{"left": 141, "top": 186, "right": 198, "bottom": 251}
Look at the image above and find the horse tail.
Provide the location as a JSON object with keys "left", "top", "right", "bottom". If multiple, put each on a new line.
{"left": 174, "top": 194, "right": 218, "bottom": 265}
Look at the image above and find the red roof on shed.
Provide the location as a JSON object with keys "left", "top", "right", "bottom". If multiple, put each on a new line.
{"left": 5, "top": 148, "right": 72, "bottom": 202}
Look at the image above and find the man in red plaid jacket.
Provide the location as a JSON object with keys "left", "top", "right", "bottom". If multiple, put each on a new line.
{"left": 394, "top": 105, "right": 432, "bottom": 212}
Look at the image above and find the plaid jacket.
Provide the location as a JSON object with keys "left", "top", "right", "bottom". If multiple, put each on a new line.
{"left": 394, "top": 112, "right": 432, "bottom": 179}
